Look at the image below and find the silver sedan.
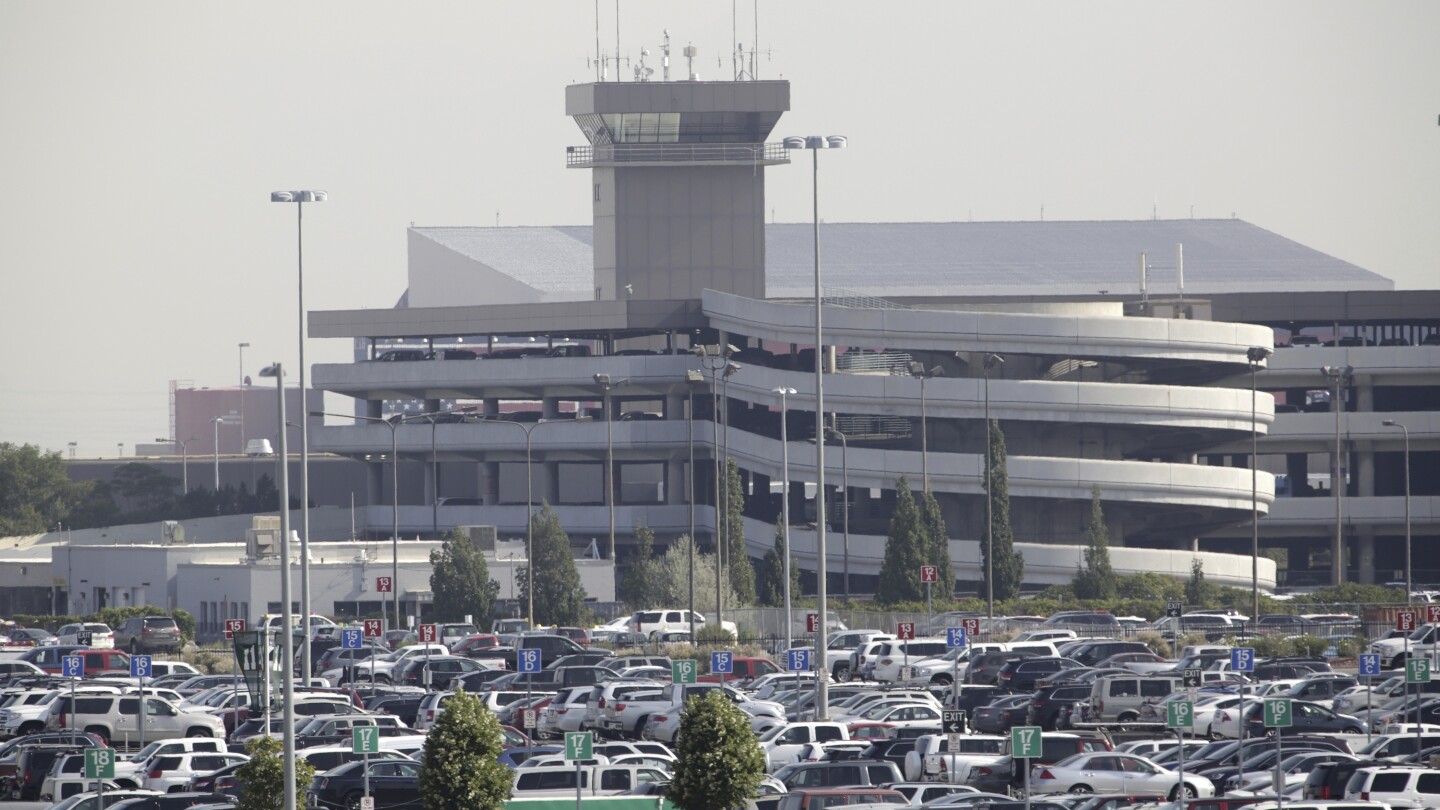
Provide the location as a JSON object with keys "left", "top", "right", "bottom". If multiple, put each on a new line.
{"left": 1030, "top": 752, "right": 1215, "bottom": 800}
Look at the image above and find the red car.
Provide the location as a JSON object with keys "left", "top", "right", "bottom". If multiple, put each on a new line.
{"left": 553, "top": 627, "right": 591, "bottom": 647}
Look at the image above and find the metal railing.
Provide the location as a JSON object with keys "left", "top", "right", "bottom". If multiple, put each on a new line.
{"left": 566, "top": 142, "right": 790, "bottom": 167}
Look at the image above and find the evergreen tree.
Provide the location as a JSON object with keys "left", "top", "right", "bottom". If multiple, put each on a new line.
{"left": 756, "top": 515, "right": 801, "bottom": 607}
{"left": 877, "top": 477, "right": 926, "bottom": 604}
{"left": 1186, "top": 557, "right": 1207, "bottom": 607}
{"left": 516, "top": 503, "right": 587, "bottom": 625}
{"left": 668, "top": 691, "right": 767, "bottom": 810}
{"left": 723, "top": 458, "right": 756, "bottom": 605}
{"left": 1073, "top": 485, "right": 1118, "bottom": 600}
{"left": 429, "top": 527, "right": 500, "bottom": 625}
{"left": 920, "top": 490, "right": 953, "bottom": 598}
{"left": 621, "top": 522, "right": 667, "bottom": 608}
{"left": 235, "top": 736, "right": 315, "bottom": 810}
{"left": 983, "top": 421, "right": 1025, "bottom": 601}
{"left": 419, "top": 688, "right": 512, "bottom": 810}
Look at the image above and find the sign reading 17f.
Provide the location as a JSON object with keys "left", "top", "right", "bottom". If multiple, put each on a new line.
{"left": 1011, "top": 725, "right": 1043, "bottom": 759}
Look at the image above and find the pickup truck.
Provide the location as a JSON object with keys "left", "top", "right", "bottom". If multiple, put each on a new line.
{"left": 698, "top": 656, "right": 782, "bottom": 685}
{"left": 1371, "top": 623, "right": 1440, "bottom": 669}
{"left": 600, "top": 683, "right": 784, "bottom": 738}
{"left": 757, "top": 722, "right": 850, "bottom": 772}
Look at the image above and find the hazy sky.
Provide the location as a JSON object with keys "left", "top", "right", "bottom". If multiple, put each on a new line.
{"left": 3, "top": 1, "right": 1437, "bottom": 457}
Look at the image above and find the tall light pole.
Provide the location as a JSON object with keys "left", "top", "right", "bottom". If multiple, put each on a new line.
{"left": 784, "top": 132, "right": 846, "bottom": 719}
{"left": 982, "top": 353, "right": 1005, "bottom": 622}
{"left": 910, "top": 363, "right": 944, "bottom": 492}
{"left": 259, "top": 363, "right": 296, "bottom": 810}
{"left": 213, "top": 417, "right": 224, "bottom": 490}
{"left": 695, "top": 344, "right": 736, "bottom": 625}
{"left": 1383, "top": 419, "right": 1412, "bottom": 601}
{"left": 774, "top": 386, "right": 797, "bottom": 650}
{"left": 829, "top": 428, "right": 850, "bottom": 601}
{"left": 593, "top": 373, "right": 629, "bottom": 560}
{"left": 155, "top": 437, "right": 196, "bottom": 493}
{"left": 1321, "top": 365, "right": 1353, "bottom": 586}
{"left": 314, "top": 409, "right": 404, "bottom": 631}
{"left": 238, "top": 342, "right": 250, "bottom": 452}
{"left": 686, "top": 370, "right": 704, "bottom": 636}
{"left": 720, "top": 360, "right": 742, "bottom": 613}
{"left": 272, "top": 189, "right": 326, "bottom": 678}
{"left": 1247, "top": 346, "right": 1272, "bottom": 621}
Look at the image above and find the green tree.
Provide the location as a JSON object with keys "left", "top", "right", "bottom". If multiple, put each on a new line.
{"left": 1074, "top": 485, "right": 1118, "bottom": 600}
{"left": 668, "top": 690, "right": 767, "bottom": 810}
{"left": 235, "top": 736, "right": 315, "bottom": 810}
{"left": 920, "top": 490, "right": 953, "bottom": 597}
{"left": 1186, "top": 557, "right": 1207, "bottom": 607}
{"left": 429, "top": 527, "right": 500, "bottom": 625}
{"left": 0, "top": 443, "right": 85, "bottom": 535}
{"left": 516, "top": 503, "right": 586, "bottom": 625}
{"left": 723, "top": 458, "right": 756, "bottom": 605}
{"left": 655, "top": 535, "right": 737, "bottom": 616}
{"left": 877, "top": 477, "right": 926, "bottom": 604}
{"left": 756, "top": 516, "right": 801, "bottom": 607}
{"left": 109, "top": 463, "right": 180, "bottom": 517}
{"left": 419, "top": 687, "right": 512, "bottom": 810}
{"left": 621, "top": 522, "right": 668, "bottom": 608}
{"left": 983, "top": 421, "right": 1025, "bottom": 601}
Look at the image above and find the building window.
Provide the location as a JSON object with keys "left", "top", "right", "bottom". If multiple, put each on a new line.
{"left": 594, "top": 183, "right": 601, "bottom": 203}
{"left": 200, "top": 603, "right": 208, "bottom": 632}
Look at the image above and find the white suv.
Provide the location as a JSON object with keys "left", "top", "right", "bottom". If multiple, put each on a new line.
{"left": 1345, "top": 766, "right": 1440, "bottom": 806}
{"left": 42, "top": 694, "right": 224, "bottom": 744}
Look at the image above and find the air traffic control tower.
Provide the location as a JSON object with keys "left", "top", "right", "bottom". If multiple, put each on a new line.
{"left": 565, "top": 80, "right": 790, "bottom": 303}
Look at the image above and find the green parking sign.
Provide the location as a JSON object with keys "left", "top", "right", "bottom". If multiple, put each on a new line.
{"left": 564, "top": 731, "right": 593, "bottom": 761}
{"left": 1166, "top": 700, "right": 1194, "bottom": 729}
{"left": 1263, "top": 698, "right": 1292, "bottom": 728}
{"left": 1407, "top": 658, "right": 1432, "bottom": 684}
{"left": 84, "top": 748, "right": 115, "bottom": 780}
{"left": 1011, "top": 725, "right": 1043, "bottom": 759}
{"left": 672, "top": 659, "right": 697, "bottom": 684}
{"left": 352, "top": 726, "right": 380, "bottom": 754}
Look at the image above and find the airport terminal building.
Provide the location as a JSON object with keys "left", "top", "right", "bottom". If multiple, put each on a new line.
{"left": 302, "top": 78, "right": 1439, "bottom": 593}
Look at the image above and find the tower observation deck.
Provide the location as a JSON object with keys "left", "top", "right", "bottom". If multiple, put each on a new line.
{"left": 566, "top": 80, "right": 791, "bottom": 303}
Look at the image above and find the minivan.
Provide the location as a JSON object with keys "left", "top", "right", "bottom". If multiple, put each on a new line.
{"left": 1087, "top": 674, "right": 1184, "bottom": 723}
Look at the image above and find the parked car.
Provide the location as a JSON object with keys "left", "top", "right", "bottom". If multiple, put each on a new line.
{"left": 56, "top": 624, "right": 116, "bottom": 649}
{"left": 306, "top": 757, "right": 422, "bottom": 810}
{"left": 114, "top": 617, "right": 183, "bottom": 655}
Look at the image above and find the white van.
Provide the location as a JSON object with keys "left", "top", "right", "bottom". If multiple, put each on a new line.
{"left": 1086, "top": 674, "right": 1184, "bottom": 723}
{"left": 512, "top": 764, "right": 669, "bottom": 796}
{"left": 1344, "top": 766, "right": 1440, "bottom": 805}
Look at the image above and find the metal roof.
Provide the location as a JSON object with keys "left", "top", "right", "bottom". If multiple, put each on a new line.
{"left": 408, "top": 219, "right": 1391, "bottom": 302}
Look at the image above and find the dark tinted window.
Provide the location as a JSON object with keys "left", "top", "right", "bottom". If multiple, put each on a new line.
{"left": 1370, "top": 772, "right": 1410, "bottom": 791}
{"left": 145, "top": 618, "right": 178, "bottom": 629}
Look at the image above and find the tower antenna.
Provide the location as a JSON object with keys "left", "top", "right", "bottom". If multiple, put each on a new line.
{"left": 662, "top": 29, "right": 671, "bottom": 82}
{"left": 594, "top": 0, "right": 601, "bottom": 81}
{"left": 615, "top": 0, "right": 620, "bottom": 82}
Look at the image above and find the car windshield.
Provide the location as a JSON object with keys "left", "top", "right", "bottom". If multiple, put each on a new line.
{"left": 85, "top": 624, "right": 110, "bottom": 632}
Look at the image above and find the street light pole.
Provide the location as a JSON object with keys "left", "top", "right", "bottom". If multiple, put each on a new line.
{"left": 687, "top": 371, "right": 704, "bottom": 637}
{"left": 720, "top": 360, "right": 741, "bottom": 614}
{"left": 260, "top": 364, "right": 297, "bottom": 810}
{"left": 213, "top": 417, "right": 224, "bottom": 491}
{"left": 1247, "top": 347, "right": 1272, "bottom": 621}
{"left": 272, "top": 189, "right": 326, "bottom": 679}
{"left": 775, "top": 387, "right": 797, "bottom": 650}
{"left": 1321, "top": 365, "right": 1353, "bottom": 586}
{"left": 155, "top": 437, "right": 194, "bottom": 493}
{"left": 593, "top": 374, "right": 629, "bottom": 560}
{"left": 238, "top": 342, "right": 249, "bottom": 452}
{"left": 695, "top": 345, "right": 734, "bottom": 626}
{"left": 1384, "top": 420, "right": 1412, "bottom": 601}
{"left": 910, "top": 364, "right": 944, "bottom": 492}
{"left": 982, "top": 353, "right": 1004, "bottom": 623}
{"left": 784, "top": 133, "right": 846, "bottom": 720}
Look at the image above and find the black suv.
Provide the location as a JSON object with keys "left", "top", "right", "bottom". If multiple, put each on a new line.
{"left": 996, "top": 657, "right": 1078, "bottom": 692}
{"left": 1028, "top": 684, "right": 1092, "bottom": 730}
{"left": 1068, "top": 641, "right": 1151, "bottom": 668}
{"left": 966, "top": 650, "right": 1040, "bottom": 685}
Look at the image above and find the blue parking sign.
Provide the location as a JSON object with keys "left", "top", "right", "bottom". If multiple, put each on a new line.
{"left": 130, "top": 655, "right": 152, "bottom": 679}
{"left": 786, "top": 649, "right": 810, "bottom": 672}
{"left": 1231, "top": 647, "right": 1255, "bottom": 673}
{"left": 341, "top": 628, "right": 363, "bottom": 649}
{"left": 61, "top": 655, "right": 83, "bottom": 679}
{"left": 1359, "top": 653, "right": 1382, "bottom": 677}
{"left": 711, "top": 651, "right": 733, "bottom": 674}
{"left": 946, "top": 627, "right": 968, "bottom": 648}
{"left": 517, "top": 648, "right": 542, "bottom": 673}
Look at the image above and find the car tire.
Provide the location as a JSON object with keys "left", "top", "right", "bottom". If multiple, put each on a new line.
{"left": 186, "top": 727, "right": 213, "bottom": 738}
{"left": 1170, "top": 784, "right": 1198, "bottom": 800}
{"left": 834, "top": 664, "right": 852, "bottom": 682}
{"left": 1069, "top": 785, "right": 1092, "bottom": 794}
{"left": 344, "top": 791, "right": 364, "bottom": 810}
{"left": 1117, "top": 711, "right": 1139, "bottom": 723}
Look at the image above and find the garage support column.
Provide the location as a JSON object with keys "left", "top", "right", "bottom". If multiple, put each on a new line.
{"left": 1357, "top": 532, "right": 1376, "bottom": 584}
{"left": 665, "top": 458, "right": 687, "bottom": 506}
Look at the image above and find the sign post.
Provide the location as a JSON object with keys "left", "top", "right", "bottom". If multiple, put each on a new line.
{"left": 897, "top": 621, "right": 916, "bottom": 679}
{"left": 946, "top": 627, "right": 968, "bottom": 710}
{"left": 62, "top": 655, "right": 83, "bottom": 742}
{"left": 711, "top": 651, "right": 733, "bottom": 690}
{"left": 418, "top": 624, "right": 438, "bottom": 691}
{"left": 1264, "top": 697, "right": 1292, "bottom": 810}
{"left": 84, "top": 747, "right": 113, "bottom": 807}
{"left": 1359, "top": 652, "right": 1381, "bottom": 746}
{"left": 131, "top": 655, "right": 152, "bottom": 752}
{"left": 1407, "top": 656, "right": 1431, "bottom": 754}
{"left": 961, "top": 617, "right": 981, "bottom": 643}
{"left": 786, "top": 649, "right": 810, "bottom": 716}
{"left": 225, "top": 619, "right": 246, "bottom": 697}
{"left": 518, "top": 648, "right": 542, "bottom": 726}
{"left": 564, "top": 731, "right": 593, "bottom": 808}
{"left": 1012, "top": 725, "right": 1042, "bottom": 810}
{"left": 921, "top": 565, "right": 938, "bottom": 630}
{"left": 1231, "top": 647, "right": 1255, "bottom": 767}
{"left": 363, "top": 619, "right": 382, "bottom": 685}
{"left": 671, "top": 659, "right": 698, "bottom": 684}
{"left": 943, "top": 708, "right": 967, "bottom": 782}
{"left": 353, "top": 725, "right": 379, "bottom": 810}
{"left": 1167, "top": 699, "right": 1193, "bottom": 802}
